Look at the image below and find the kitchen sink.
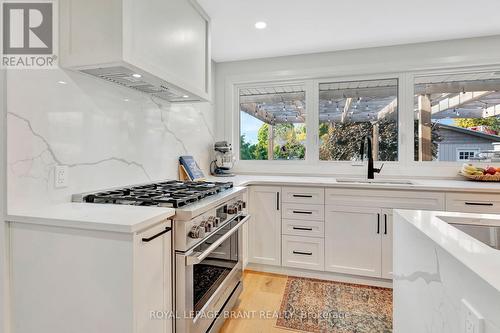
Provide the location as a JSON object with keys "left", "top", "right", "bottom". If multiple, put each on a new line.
{"left": 440, "top": 216, "right": 500, "bottom": 250}
{"left": 336, "top": 178, "right": 414, "bottom": 185}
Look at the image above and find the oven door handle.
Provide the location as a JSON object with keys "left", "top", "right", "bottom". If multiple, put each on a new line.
{"left": 186, "top": 215, "right": 251, "bottom": 266}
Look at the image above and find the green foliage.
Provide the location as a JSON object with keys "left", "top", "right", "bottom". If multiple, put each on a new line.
{"left": 240, "top": 134, "right": 255, "bottom": 160}
{"left": 240, "top": 123, "right": 306, "bottom": 160}
{"left": 273, "top": 123, "right": 306, "bottom": 160}
{"left": 413, "top": 120, "right": 442, "bottom": 161}
{"left": 319, "top": 120, "right": 398, "bottom": 161}
{"left": 454, "top": 116, "right": 500, "bottom": 133}
{"left": 254, "top": 123, "right": 269, "bottom": 160}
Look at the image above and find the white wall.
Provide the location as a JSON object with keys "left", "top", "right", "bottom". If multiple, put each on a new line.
{"left": 215, "top": 35, "right": 500, "bottom": 178}
{"left": 6, "top": 68, "right": 215, "bottom": 212}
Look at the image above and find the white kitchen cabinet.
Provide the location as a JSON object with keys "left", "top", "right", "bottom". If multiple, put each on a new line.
{"left": 381, "top": 209, "right": 393, "bottom": 279}
{"left": 59, "top": 0, "right": 211, "bottom": 101}
{"left": 134, "top": 223, "right": 172, "bottom": 333}
{"left": 446, "top": 193, "right": 500, "bottom": 214}
{"left": 325, "top": 206, "right": 382, "bottom": 278}
{"left": 248, "top": 186, "right": 282, "bottom": 265}
{"left": 282, "top": 219, "right": 324, "bottom": 238}
{"left": 282, "top": 235, "right": 324, "bottom": 271}
{"left": 8, "top": 220, "right": 173, "bottom": 333}
{"left": 281, "top": 203, "right": 324, "bottom": 221}
{"left": 282, "top": 187, "right": 325, "bottom": 205}
{"left": 325, "top": 188, "right": 445, "bottom": 210}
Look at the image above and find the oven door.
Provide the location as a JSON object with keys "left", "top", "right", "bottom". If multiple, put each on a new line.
{"left": 175, "top": 214, "right": 250, "bottom": 333}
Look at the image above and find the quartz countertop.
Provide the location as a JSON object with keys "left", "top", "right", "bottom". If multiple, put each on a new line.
{"left": 394, "top": 209, "right": 500, "bottom": 292}
{"left": 225, "top": 174, "right": 500, "bottom": 193}
{"left": 6, "top": 203, "right": 175, "bottom": 233}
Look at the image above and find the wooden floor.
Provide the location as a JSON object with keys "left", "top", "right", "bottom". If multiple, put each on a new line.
{"left": 220, "top": 270, "right": 290, "bottom": 333}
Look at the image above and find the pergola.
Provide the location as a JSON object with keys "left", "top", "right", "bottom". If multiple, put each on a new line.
{"left": 239, "top": 73, "right": 500, "bottom": 160}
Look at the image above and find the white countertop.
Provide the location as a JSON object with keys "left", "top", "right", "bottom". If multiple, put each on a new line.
{"left": 6, "top": 203, "right": 175, "bottom": 233}
{"left": 227, "top": 174, "right": 500, "bottom": 193}
{"left": 5, "top": 174, "right": 499, "bottom": 232}
{"left": 394, "top": 209, "right": 500, "bottom": 292}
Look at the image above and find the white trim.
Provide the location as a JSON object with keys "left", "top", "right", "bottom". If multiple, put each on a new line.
{"left": 456, "top": 148, "right": 480, "bottom": 162}
{"left": 245, "top": 263, "right": 392, "bottom": 289}
{"left": 219, "top": 57, "right": 500, "bottom": 177}
{"left": 0, "top": 68, "right": 7, "bottom": 333}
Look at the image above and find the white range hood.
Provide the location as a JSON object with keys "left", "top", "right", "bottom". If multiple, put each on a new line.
{"left": 59, "top": 0, "right": 211, "bottom": 103}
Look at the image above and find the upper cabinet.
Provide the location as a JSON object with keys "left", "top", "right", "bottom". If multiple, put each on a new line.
{"left": 59, "top": 0, "right": 211, "bottom": 102}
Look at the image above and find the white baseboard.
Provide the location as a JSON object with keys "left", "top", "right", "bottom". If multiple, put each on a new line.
{"left": 245, "top": 262, "right": 393, "bottom": 289}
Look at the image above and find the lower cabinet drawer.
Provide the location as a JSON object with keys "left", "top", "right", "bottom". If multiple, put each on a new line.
{"left": 446, "top": 193, "right": 500, "bottom": 214}
{"left": 282, "top": 219, "right": 324, "bottom": 238}
{"left": 282, "top": 203, "right": 325, "bottom": 221}
{"left": 282, "top": 235, "right": 324, "bottom": 271}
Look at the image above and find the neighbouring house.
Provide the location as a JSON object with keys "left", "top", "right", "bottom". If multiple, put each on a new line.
{"left": 435, "top": 123, "right": 500, "bottom": 161}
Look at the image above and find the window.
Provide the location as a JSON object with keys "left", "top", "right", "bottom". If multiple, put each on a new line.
{"left": 457, "top": 149, "right": 479, "bottom": 161}
{"left": 414, "top": 72, "right": 500, "bottom": 162}
{"left": 319, "top": 78, "right": 399, "bottom": 161}
{"left": 239, "top": 84, "right": 306, "bottom": 160}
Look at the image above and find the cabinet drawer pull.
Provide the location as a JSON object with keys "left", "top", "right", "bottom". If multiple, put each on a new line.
{"left": 277, "top": 192, "right": 280, "bottom": 210}
{"left": 293, "top": 251, "right": 313, "bottom": 256}
{"left": 293, "top": 210, "right": 313, "bottom": 214}
{"left": 142, "top": 226, "right": 172, "bottom": 242}
{"left": 293, "top": 227, "right": 313, "bottom": 231}
{"left": 292, "top": 194, "right": 313, "bottom": 198}
{"left": 377, "top": 213, "right": 380, "bottom": 234}
{"left": 384, "top": 214, "right": 387, "bottom": 235}
{"left": 465, "top": 202, "right": 494, "bottom": 206}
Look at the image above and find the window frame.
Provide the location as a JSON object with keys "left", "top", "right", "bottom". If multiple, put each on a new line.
{"left": 234, "top": 79, "right": 312, "bottom": 165}
{"left": 409, "top": 66, "right": 500, "bottom": 166}
{"left": 456, "top": 148, "right": 480, "bottom": 161}
{"left": 227, "top": 65, "right": 500, "bottom": 175}
{"left": 316, "top": 76, "right": 401, "bottom": 163}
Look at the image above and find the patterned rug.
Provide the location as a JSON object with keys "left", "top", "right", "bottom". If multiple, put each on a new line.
{"left": 275, "top": 276, "right": 393, "bottom": 333}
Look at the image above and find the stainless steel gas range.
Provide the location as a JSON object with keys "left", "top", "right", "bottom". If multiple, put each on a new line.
{"left": 73, "top": 180, "right": 249, "bottom": 333}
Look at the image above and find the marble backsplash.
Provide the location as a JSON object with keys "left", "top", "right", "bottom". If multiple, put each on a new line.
{"left": 6, "top": 69, "right": 215, "bottom": 211}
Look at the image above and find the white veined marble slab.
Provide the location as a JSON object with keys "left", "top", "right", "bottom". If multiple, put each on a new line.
{"left": 393, "top": 210, "right": 500, "bottom": 333}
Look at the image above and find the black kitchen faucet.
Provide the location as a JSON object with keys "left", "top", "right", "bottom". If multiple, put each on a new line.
{"left": 360, "top": 136, "right": 384, "bottom": 179}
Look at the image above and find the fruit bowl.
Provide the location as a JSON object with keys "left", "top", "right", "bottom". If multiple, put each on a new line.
{"left": 460, "top": 164, "right": 500, "bottom": 182}
{"left": 459, "top": 172, "right": 500, "bottom": 182}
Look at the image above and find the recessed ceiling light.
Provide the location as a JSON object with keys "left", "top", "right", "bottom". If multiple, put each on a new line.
{"left": 123, "top": 98, "right": 130, "bottom": 102}
{"left": 182, "top": 95, "right": 189, "bottom": 98}
{"left": 57, "top": 80, "right": 67, "bottom": 85}
{"left": 132, "top": 73, "right": 142, "bottom": 78}
{"left": 255, "top": 21, "right": 267, "bottom": 30}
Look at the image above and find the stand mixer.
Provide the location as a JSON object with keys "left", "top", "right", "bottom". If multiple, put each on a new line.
{"left": 210, "top": 141, "right": 235, "bottom": 177}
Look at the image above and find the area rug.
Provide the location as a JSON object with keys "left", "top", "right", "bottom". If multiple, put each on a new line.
{"left": 275, "top": 276, "right": 392, "bottom": 333}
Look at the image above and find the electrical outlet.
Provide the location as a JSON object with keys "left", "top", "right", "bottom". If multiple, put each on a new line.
{"left": 54, "top": 165, "right": 69, "bottom": 188}
{"left": 461, "top": 299, "right": 484, "bottom": 333}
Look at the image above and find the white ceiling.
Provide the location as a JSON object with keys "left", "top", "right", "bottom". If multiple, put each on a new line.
{"left": 197, "top": 0, "right": 500, "bottom": 62}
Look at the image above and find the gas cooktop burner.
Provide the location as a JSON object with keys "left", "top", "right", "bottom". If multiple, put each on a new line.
{"left": 81, "top": 180, "right": 233, "bottom": 208}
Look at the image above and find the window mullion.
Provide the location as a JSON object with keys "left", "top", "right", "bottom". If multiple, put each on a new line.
{"left": 306, "top": 80, "right": 319, "bottom": 163}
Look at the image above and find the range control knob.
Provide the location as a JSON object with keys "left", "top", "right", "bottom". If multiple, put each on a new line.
{"left": 213, "top": 217, "right": 221, "bottom": 227}
{"left": 200, "top": 220, "right": 213, "bottom": 233}
{"left": 227, "top": 205, "right": 237, "bottom": 215}
{"left": 208, "top": 216, "right": 217, "bottom": 228}
{"left": 188, "top": 225, "right": 205, "bottom": 239}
